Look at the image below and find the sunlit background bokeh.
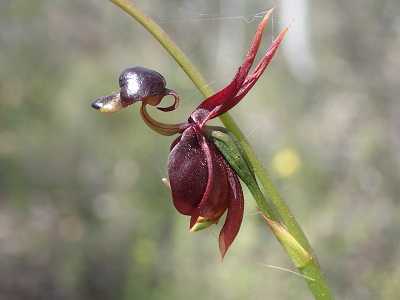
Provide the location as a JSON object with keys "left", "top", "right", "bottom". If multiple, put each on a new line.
{"left": 1, "top": 0, "right": 399, "bottom": 299}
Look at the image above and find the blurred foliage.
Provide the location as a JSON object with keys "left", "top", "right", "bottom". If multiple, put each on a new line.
{"left": 1, "top": 0, "right": 400, "bottom": 299}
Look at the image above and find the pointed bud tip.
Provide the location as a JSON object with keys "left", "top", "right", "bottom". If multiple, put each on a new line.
{"left": 275, "top": 19, "right": 294, "bottom": 42}
{"left": 264, "top": 7, "right": 275, "bottom": 20}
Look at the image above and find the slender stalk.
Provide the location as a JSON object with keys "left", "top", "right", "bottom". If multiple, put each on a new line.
{"left": 107, "top": 0, "right": 214, "bottom": 99}
{"left": 241, "top": 137, "right": 313, "bottom": 252}
{"left": 107, "top": 1, "right": 334, "bottom": 299}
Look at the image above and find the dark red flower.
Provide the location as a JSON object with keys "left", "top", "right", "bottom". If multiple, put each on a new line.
{"left": 167, "top": 125, "right": 245, "bottom": 258}
{"left": 92, "top": 8, "right": 290, "bottom": 258}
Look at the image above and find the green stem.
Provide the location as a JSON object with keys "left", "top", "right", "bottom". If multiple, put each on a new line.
{"left": 207, "top": 126, "right": 279, "bottom": 223}
{"left": 241, "top": 137, "right": 313, "bottom": 252}
{"left": 107, "top": 0, "right": 214, "bottom": 99}
{"left": 107, "top": 1, "right": 334, "bottom": 299}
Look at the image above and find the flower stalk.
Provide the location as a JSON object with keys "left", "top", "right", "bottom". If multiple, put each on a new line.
{"left": 105, "top": 0, "right": 334, "bottom": 298}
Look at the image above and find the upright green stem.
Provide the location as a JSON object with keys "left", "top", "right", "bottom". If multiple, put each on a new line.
{"left": 107, "top": 0, "right": 214, "bottom": 99}
{"left": 107, "top": 1, "right": 334, "bottom": 299}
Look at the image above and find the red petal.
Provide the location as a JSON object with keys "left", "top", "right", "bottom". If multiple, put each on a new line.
{"left": 232, "top": 21, "right": 292, "bottom": 104}
{"left": 168, "top": 126, "right": 209, "bottom": 215}
{"left": 218, "top": 162, "right": 245, "bottom": 260}
{"left": 190, "top": 142, "right": 230, "bottom": 228}
{"left": 189, "top": 8, "right": 275, "bottom": 128}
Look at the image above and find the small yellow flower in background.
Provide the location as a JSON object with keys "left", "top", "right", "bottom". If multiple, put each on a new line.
{"left": 272, "top": 147, "right": 301, "bottom": 178}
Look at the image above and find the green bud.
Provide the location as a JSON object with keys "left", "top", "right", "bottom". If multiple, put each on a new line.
{"left": 205, "top": 126, "right": 256, "bottom": 185}
{"left": 260, "top": 212, "right": 312, "bottom": 269}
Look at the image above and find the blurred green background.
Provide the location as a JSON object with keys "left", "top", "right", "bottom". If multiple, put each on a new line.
{"left": 1, "top": 0, "right": 399, "bottom": 299}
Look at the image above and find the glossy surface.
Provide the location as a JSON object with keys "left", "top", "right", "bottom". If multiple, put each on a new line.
{"left": 91, "top": 66, "right": 179, "bottom": 113}
{"left": 119, "top": 66, "right": 167, "bottom": 106}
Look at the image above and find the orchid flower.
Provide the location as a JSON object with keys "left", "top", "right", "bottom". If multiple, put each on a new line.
{"left": 92, "top": 9, "right": 289, "bottom": 259}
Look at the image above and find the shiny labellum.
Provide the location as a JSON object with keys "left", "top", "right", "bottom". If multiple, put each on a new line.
{"left": 119, "top": 66, "right": 164, "bottom": 106}
{"left": 91, "top": 66, "right": 179, "bottom": 113}
{"left": 119, "top": 66, "right": 179, "bottom": 111}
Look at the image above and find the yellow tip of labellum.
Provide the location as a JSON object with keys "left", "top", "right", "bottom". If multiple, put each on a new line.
{"left": 91, "top": 93, "right": 123, "bottom": 114}
{"left": 190, "top": 217, "right": 214, "bottom": 232}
